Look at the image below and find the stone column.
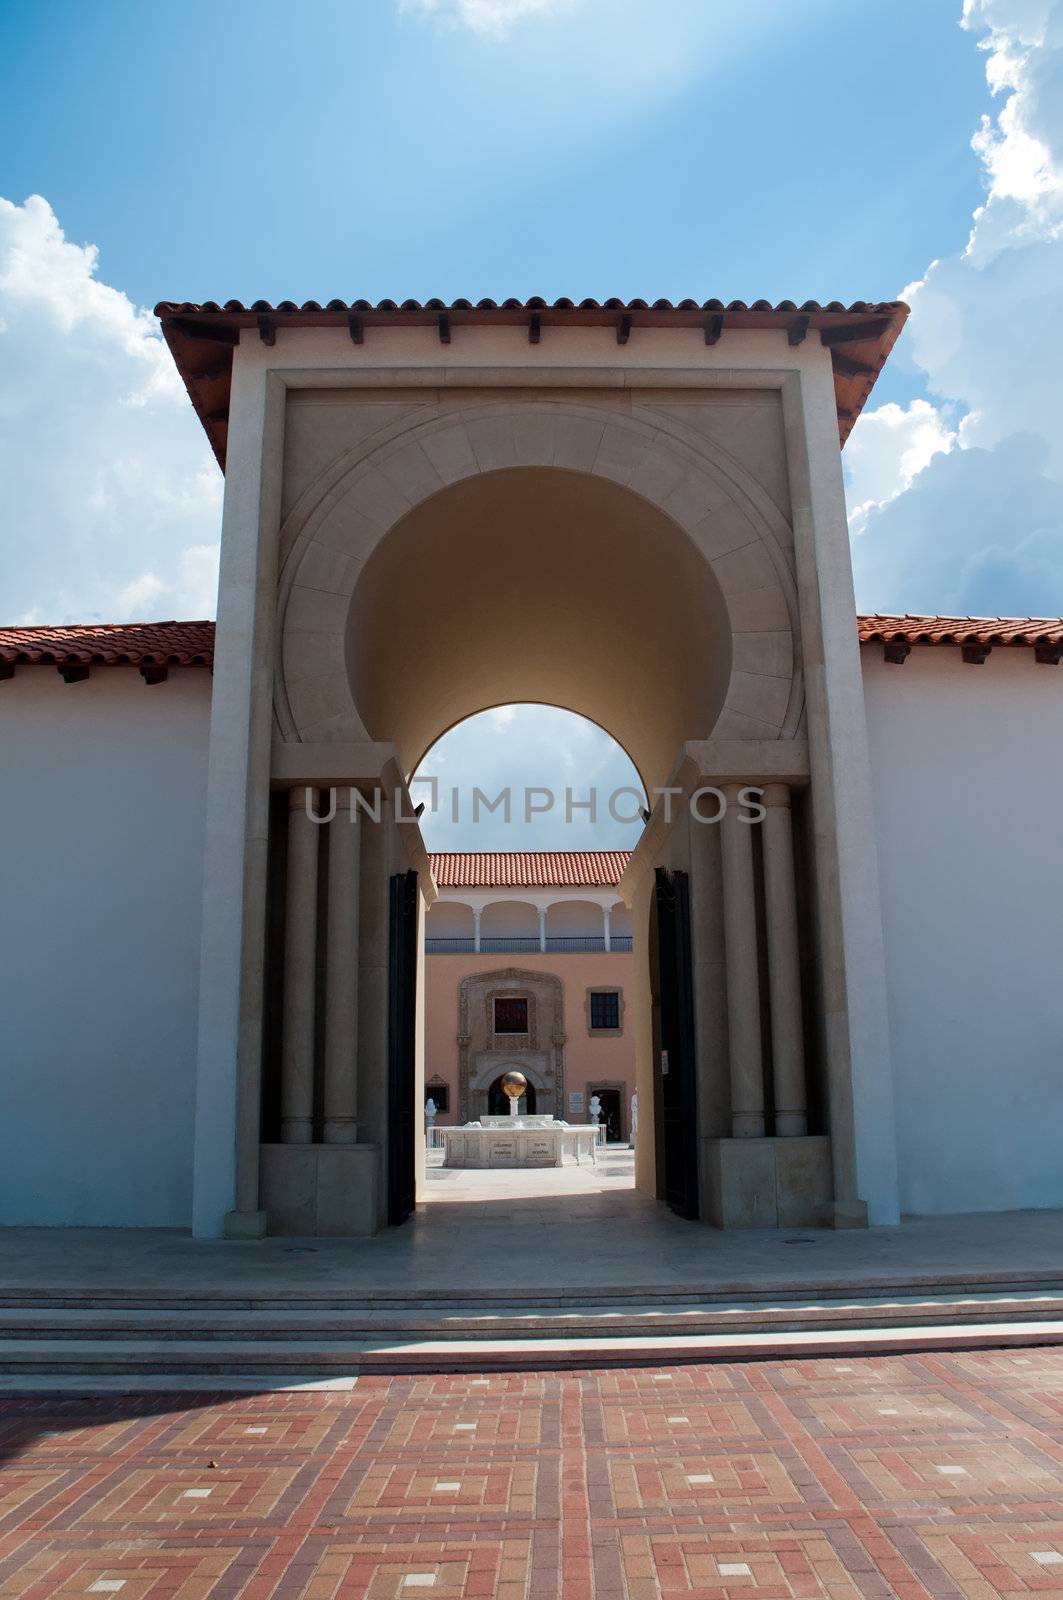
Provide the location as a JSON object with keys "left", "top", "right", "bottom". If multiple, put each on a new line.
{"left": 281, "top": 785, "right": 319, "bottom": 1144}
{"left": 761, "top": 785, "right": 808, "bottom": 1136}
{"left": 720, "top": 783, "right": 765, "bottom": 1137}
{"left": 473, "top": 908, "right": 482, "bottom": 953}
{"left": 538, "top": 907, "right": 547, "bottom": 952}
{"left": 602, "top": 905, "right": 612, "bottom": 952}
{"left": 324, "top": 792, "right": 360, "bottom": 1143}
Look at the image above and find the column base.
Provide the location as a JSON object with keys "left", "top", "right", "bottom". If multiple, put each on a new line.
{"left": 817, "top": 1198, "right": 869, "bottom": 1230}
{"left": 281, "top": 1120, "right": 313, "bottom": 1144}
{"left": 260, "top": 1143, "right": 381, "bottom": 1236}
{"left": 222, "top": 1209, "right": 268, "bottom": 1239}
{"left": 704, "top": 1136, "right": 833, "bottom": 1228}
{"left": 324, "top": 1119, "right": 358, "bottom": 1145}
{"left": 731, "top": 1113, "right": 766, "bottom": 1138}
{"left": 775, "top": 1112, "right": 809, "bottom": 1137}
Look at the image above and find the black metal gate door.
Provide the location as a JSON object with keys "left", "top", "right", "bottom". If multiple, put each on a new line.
{"left": 653, "top": 867, "right": 700, "bottom": 1219}
{"left": 387, "top": 870, "right": 419, "bottom": 1225}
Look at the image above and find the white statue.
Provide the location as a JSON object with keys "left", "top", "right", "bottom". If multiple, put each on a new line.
{"left": 630, "top": 1091, "right": 638, "bottom": 1147}
{"left": 589, "top": 1094, "right": 602, "bottom": 1125}
{"left": 425, "top": 1098, "right": 437, "bottom": 1144}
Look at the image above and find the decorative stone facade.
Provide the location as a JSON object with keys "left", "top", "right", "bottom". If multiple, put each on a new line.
{"left": 457, "top": 967, "right": 565, "bottom": 1123}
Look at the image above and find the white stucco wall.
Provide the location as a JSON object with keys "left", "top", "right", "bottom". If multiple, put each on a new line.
{"left": 863, "top": 646, "right": 1063, "bottom": 1216}
{"left": 0, "top": 668, "right": 211, "bottom": 1226}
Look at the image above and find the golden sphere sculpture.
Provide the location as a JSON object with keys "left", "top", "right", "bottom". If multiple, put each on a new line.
{"left": 500, "top": 1070, "right": 528, "bottom": 1101}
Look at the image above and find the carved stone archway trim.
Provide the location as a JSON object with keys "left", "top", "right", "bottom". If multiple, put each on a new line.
{"left": 457, "top": 967, "right": 565, "bottom": 1124}
{"left": 274, "top": 398, "right": 804, "bottom": 764}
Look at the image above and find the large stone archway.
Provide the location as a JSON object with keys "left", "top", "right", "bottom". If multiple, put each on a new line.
{"left": 175, "top": 314, "right": 901, "bottom": 1246}
{"left": 273, "top": 399, "right": 804, "bottom": 782}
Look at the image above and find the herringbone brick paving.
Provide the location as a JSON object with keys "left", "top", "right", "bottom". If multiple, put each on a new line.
{"left": 2, "top": 1350, "right": 1063, "bottom": 1596}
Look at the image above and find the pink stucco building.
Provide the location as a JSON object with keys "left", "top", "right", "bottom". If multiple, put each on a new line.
{"left": 423, "top": 852, "right": 635, "bottom": 1141}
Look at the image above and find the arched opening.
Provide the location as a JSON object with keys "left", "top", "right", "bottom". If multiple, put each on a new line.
{"left": 272, "top": 435, "right": 801, "bottom": 1237}
{"left": 419, "top": 703, "right": 643, "bottom": 1210}
{"left": 345, "top": 466, "right": 734, "bottom": 793}
{"left": 341, "top": 470, "right": 733, "bottom": 1220}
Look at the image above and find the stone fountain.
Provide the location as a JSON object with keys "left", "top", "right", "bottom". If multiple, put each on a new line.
{"left": 438, "top": 1070, "right": 597, "bottom": 1169}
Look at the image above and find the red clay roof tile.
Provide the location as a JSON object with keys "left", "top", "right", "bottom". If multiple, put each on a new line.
{"left": 3, "top": 614, "right": 1060, "bottom": 674}
{"left": 429, "top": 851, "right": 631, "bottom": 888}
{"left": 0, "top": 621, "right": 215, "bottom": 666}
{"left": 857, "top": 614, "right": 1063, "bottom": 648}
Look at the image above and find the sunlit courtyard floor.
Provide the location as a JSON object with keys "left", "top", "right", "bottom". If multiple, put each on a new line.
{"left": 422, "top": 1143, "right": 636, "bottom": 1205}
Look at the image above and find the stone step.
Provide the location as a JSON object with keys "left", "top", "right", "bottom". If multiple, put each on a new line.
{"left": 1, "top": 1270, "right": 1061, "bottom": 1314}
{"left": 0, "top": 1319, "right": 1061, "bottom": 1376}
{"left": 1, "top": 1291, "right": 1063, "bottom": 1342}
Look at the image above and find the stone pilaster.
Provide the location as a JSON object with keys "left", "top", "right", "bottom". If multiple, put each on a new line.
{"left": 761, "top": 784, "right": 808, "bottom": 1136}
{"left": 280, "top": 785, "right": 319, "bottom": 1144}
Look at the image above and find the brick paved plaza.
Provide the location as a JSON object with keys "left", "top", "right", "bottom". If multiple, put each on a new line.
{"left": 2, "top": 1349, "right": 1063, "bottom": 1598}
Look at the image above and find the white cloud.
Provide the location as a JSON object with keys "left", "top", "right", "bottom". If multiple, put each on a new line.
{"left": 401, "top": 0, "right": 569, "bottom": 36}
{"left": 850, "top": 0, "right": 1063, "bottom": 617}
{"left": 414, "top": 704, "right": 645, "bottom": 850}
{"left": 845, "top": 400, "right": 957, "bottom": 540}
{"left": 0, "top": 194, "right": 222, "bottom": 625}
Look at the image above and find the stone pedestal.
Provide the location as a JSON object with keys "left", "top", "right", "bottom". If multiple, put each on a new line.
{"left": 259, "top": 1144, "right": 380, "bottom": 1236}
{"left": 703, "top": 1136, "right": 834, "bottom": 1228}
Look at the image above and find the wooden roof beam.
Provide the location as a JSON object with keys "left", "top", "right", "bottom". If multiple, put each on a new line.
{"left": 787, "top": 314, "right": 811, "bottom": 347}
{"left": 437, "top": 312, "right": 451, "bottom": 345}
{"left": 961, "top": 642, "right": 991, "bottom": 664}
{"left": 194, "top": 359, "right": 232, "bottom": 384}
{"left": 528, "top": 311, "right": 541, "bottom": 345}
{"left": 832, "top": 350, "right": 878, "bottom": 380}
{"left": 58, "top": 663, "right": 90, "bottom": 683}
{"left": 883, "top": 641, "right": 911, "bottom": 664}
{"left": 704, "top": 313, "right": 724, "bottom": 345}
{"left": 169, "top": 318, "right": 239, "bottom": 346}
{"left": 616, "top": 314, "right": 632, "bottom": 346}
{"left": 821, "top": 318, "right": 892, "bottom": 347}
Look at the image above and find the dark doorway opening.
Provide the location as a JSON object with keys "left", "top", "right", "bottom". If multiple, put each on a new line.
{"left": 591, "top": 1087, "right": 623, "bottom": 1143}
{"left": 650, "top": 867, "right": 699, "bottom": 1219}
{"left": 387, "top": 870, "right": 419, "bottom": 1226}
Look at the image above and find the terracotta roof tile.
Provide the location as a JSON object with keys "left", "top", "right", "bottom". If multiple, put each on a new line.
{"left": 0, "top": 621, "right": 215, "bottom": 666}
{"left": 3, "top": 613, "right": 1060, "bottom": 677}
{"left": 154, "top": 297, "right": 909, "bottom": 467}
{"left": 857, "top": 614, "right": 1063, "bottom": 648}
{"left": 430, "top": 851, "right": 631, "bottom": 888}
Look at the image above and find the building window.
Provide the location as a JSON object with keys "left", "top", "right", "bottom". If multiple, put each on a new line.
{"left": 425, "top": 1083, "right": 449, "bottom": 1113}
{"left": 588, "top": 989, "right": 621, "bottom": 1032}
{"left": 589, "top": 985, "right": 624, "bottom": 1036}
{"left": 494, "top": 996, "right": 529, "bottom": 1034}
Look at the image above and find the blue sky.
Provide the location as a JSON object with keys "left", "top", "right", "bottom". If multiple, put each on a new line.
{"left": 1, "top": 0, "right": 983, "bottom": 364}
{"left": 2, "top": 0, "right": 1061, "bottom": 849}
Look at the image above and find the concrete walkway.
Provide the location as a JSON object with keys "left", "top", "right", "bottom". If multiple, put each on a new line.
{"left": 2, "top": 1173, "right": 1062, "bottom": 1300}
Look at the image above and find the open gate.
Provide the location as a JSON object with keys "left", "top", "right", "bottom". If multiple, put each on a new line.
{"left": 651, "top": 867, "right": 700, "bottom": 1219}
{"left": 387, "top": 869, "right": 419, "bottom": 1225}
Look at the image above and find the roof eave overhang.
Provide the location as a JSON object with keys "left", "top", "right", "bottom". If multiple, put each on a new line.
{"left": 154, "top": 298, "right": 909, "bottom": 471}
